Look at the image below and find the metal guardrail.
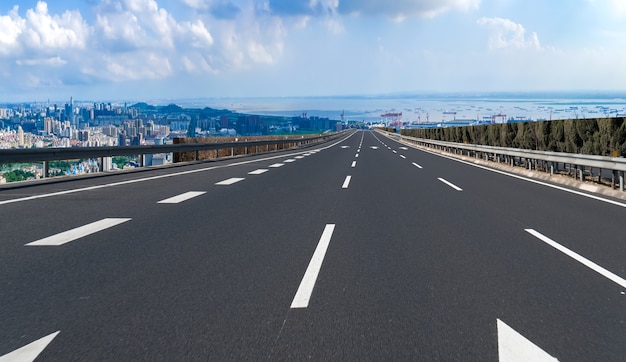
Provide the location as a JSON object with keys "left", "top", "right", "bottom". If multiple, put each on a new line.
{"left": 0, "top": 132, "right": 342, "bottom": 178}
{"left": 378, "top": 129, "right": 626, "bottom": 191}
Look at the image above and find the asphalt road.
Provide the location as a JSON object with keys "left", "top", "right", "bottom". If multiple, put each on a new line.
{"left": 1, "top": 130, "right": 625, "bottom": 361}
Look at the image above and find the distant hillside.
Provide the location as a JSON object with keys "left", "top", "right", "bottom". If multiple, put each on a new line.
{"left": 159, "top": 104, "right": 184, "bottom": 113}
{"left": 131, "top": 102, "right": 157, "bottom": 111}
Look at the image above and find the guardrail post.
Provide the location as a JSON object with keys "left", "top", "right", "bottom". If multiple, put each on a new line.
{"left": 42, "top": 161, "right": 49, "bottom": 178}
{"left": 550, "top": 163, "right": 554, "bottom": 175}
{"left": 620, "top": 171, "right": 624, "bottom": 192}
{"left": 140, "top": 154, "right": 145, "bottom": 167}
{"left": 101, "top": 157, "right": 112, "bottom": 171}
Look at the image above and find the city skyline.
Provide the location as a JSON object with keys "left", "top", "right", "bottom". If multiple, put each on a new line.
{"left": 1, "top": 1, "right": 626, "bottom": 102}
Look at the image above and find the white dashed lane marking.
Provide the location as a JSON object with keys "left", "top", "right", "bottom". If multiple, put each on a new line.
{"left": 291, "top": 224, "right": 336, "bottom": 309}
{"left": 25, "top": 218, "right": 131, "bottom": 246}
{"left": 158, "top": 191, "right": 206, "bottom": 204}
{"left": 438, "top": 178, "right": 463, "bottom": 191}
{"left": 249, "top": 169, "right": 269, "bottom": 175}
{"left": 525, "top": 229, "right": 626, "bottom": 289}
{"left": 215, "top": 177, "right": 245, "bottom": 185}
{"left": 342, "top": 176, "right": 352, "bottom": 189}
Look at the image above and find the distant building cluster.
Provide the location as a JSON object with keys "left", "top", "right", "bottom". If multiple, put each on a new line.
{"left": 0, "top": 97, "right": 348, "bottom": 152}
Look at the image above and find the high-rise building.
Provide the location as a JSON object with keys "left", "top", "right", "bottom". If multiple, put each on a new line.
{"left": 17, "top": 125, "right": 24, "bottom": 146}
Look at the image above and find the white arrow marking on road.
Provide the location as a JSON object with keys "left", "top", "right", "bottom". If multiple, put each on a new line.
{"left": 342, "top": 176, "right": 352, "bottom": 189}
{"left": 525, "top": 229, "right": 626, "bottom": 288}
{"left": 158, "top": 191, "right": 206, "bottom": 204}
{"left": 25, "top": 218, "right": 131, "bottom": 246}
{"left": 215, "top": 177, "right": 245, "bottom": 185}
{"left": 291, "top": 224, "right": 336, "bottom": 308}
{"left": 0, "top": 331, "right": 60, "bottom": 362}
{"left": 497, "top": 319, "right": 558, "bottom": 362}
{"left": 412, "top": 162, "right": 423, "bottom": 169}
{"left": 438, "top": 178, "right": 463, "bottom": 191}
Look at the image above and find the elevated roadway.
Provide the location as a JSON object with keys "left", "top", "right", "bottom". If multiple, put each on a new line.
{"left": 1, "top": 130, "right": 625, "bottom": 360}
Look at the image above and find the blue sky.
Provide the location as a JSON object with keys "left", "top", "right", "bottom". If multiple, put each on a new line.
{"left": 1, "top": 0, "right": 625, "bottom": 102}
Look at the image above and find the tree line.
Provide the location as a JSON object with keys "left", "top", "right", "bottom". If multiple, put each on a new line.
{"left": 399, "top": 117, "right": 626, "bottom": 156}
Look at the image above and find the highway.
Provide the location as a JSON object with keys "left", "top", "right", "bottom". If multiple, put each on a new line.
{"left": 1, "top": 130, "right": 625, "bottom": 361}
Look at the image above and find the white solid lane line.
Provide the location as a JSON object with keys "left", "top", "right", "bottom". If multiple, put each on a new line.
{"left": 249, "top": 169, "right": 269, "bottom": 175}
{"left": 351, "top": 161, "right": 356, "bottom": 168}
{"left": 438, "top": 178, "right": 463, "bottom": 191}
{"left": 158, "top": 191, "right": 206, "bottom": 204}
{"left": 215, "top": 177, "right": 245, "bottom": 185}
{"left": 497, "top": 319, "right": 558, "bottom": 362}
{"left": 342, "top": 176, "right": 352, "bottom": 189}
{"left": 0, "top": 330, "right": 60, "bottom": 362}
{"left": 525, "top": 229, "right": 626, "bottom": 289}
{"left": 269, "top": 163, "right": 284, "bottom": 168}
{"left": 412, "top": 162, "right": 423, "bottom": 169}
{"left": 25, "top": 218, "right": 131, "bottom": 246}
{"left": 291, "top": 224, "right": 336, "bottom": 309}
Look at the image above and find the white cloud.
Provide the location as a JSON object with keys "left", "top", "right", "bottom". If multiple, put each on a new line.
{"left": 477, "top": 17, "right": 541, "bottom": 50}
{"left": 16, "top": 56, "right": 66, "bottom": 66}
{"left": 0, "top": 6, "right": 25, "bottom": 55}
{"left": 22, "top": 1, "right": 89, "bottom": 50}
{"left": 0, "top": 2, "right": 89, "bottom": 57}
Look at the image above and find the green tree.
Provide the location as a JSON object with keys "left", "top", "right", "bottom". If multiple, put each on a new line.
{"left": 563, "top": 119, "right": 580, "bottom": 153}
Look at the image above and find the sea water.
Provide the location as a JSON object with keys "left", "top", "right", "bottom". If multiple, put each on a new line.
{"left": 175, "top": 92, "right": 626, "bottom": 124}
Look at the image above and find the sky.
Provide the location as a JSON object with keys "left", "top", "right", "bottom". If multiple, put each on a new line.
{"left": 1, "top": 0, "right": 626, "bottom": 102}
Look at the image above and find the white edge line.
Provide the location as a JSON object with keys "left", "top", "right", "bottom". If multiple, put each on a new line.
{"left": 25, "top": 218, "right": 131, "bottom": 246}
{"left": 412, "top": 162, "right": 423, "bottom": 169}
{"left": 438, "top": 177, "right": 463, "bottom": 191}
{"left": 342, "top": 175, "right": 352, "bottom": 189}
{"left": 525, "top": 229, "right": 626, "bottom": 289}
{"left": 1, "top": 132, "right": 358, "bottom": 206}
{"left": 157, "top": 191, "right": 206, "bottom": 204}
{"left": 290, "top": 224, "right": 336, "bottom": 308}
{"left": 389, "top": 136, "right": 626, "bottom": 209}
